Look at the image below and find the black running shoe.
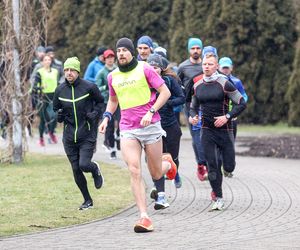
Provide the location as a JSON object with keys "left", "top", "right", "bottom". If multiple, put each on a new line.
{"left": 116, "top": 139, "right": 120, "bottom": 151}
{"left": 78, "top": 199, "right": 93, "bottom": 210}
{"left": 92, "top": 161, "right": 104, "bottom": 189}
{"left": 150, "top": 187, "right": 158, "bottom": 201}
{"left": 110, "top": 151, "right": 117, "bottom": 160}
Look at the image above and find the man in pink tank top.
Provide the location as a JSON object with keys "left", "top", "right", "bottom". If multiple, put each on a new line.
{"left": 99, "top": 37, "right": 177, "bottom": 233}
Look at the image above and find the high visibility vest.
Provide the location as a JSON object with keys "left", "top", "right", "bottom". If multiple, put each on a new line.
{"left": 37, "top": 67, "right": 59, "bottom": 93}
{"left": 111, "top": 62, "right": 151, "bottom": 110}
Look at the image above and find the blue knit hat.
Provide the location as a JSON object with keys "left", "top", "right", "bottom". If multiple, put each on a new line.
{"left": 187, "top": 38, "right": 203, "bottom": 51}
{"left": 137, "top": 35, "right": 153, "bottom": 51}
{"left": 202, "top": 46, "right": 218, "bottom": 58}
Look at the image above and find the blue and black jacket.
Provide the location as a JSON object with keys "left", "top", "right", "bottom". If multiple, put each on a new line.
{"left": 53, "top": 77, "right": 104, "bottom": 143}
{"left": 158, "top": 75, "right": 185, "bottom": 128}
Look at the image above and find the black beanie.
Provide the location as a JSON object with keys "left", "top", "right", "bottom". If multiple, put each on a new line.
{"left": 96, "top": 46, "right": 107, "bottom": 56}
{"left": 147, "top": 54, "right": 164, "bottom": 69}
{"left": 116, "top": 37, "right": 135, "bottom": 55}
{"left": 45, "top": 46, "right": 54, "bottom": 53}
{"left": 147, "top": 54, "right": 169, "bottom": 70}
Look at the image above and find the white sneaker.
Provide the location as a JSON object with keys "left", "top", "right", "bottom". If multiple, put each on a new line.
{"left": 211, "top": 198, "right": 224, "bottom": 211}
{"left": 154, "top": 193, "right": 170, "bottom": 210}
{"left": 223, "top": 169, "right": 233, "bottom": 178}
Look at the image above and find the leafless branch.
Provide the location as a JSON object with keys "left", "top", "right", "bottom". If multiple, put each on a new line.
{"left": 0, "top": 0, "right": 48, "bottom": 163}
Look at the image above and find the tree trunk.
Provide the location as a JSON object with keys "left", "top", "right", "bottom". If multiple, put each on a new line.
{"left": 12, "top": 0, "right": 23, "bottom": 163}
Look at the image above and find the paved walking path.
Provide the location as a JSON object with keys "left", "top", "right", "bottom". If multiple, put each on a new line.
{"left": 1, "top": 130, "right": 300, "bottom": 249}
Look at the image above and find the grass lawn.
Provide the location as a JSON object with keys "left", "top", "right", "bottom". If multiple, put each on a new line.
{"left": 180, "top": 122, "right": 300, "bottom": 135}
{"left": 0, "top": 153, "right": 133, "bottom": 237}
{"left": 238, "top": 122, "right": 300, "bottom": 135}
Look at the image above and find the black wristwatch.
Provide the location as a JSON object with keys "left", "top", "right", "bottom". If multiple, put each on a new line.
{"left": 225, "top": 113, "right": 231, "bottom": 119}
{"left": 149, "top": 107, "right": 156, "bottom": 114}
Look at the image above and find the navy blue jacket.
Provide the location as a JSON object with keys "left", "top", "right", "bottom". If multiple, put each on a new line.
{"left": 158, "top": 75, "right": 185, "bottom": 128}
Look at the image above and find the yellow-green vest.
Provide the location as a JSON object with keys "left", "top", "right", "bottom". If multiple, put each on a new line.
{"left": 111, "top": 61, "right": 151, "bottom": 110}
{"left": 37, "top": 67, "right": 59, "bottom": 93}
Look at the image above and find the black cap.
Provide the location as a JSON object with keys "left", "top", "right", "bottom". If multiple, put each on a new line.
{"left": 96, "top": 47, "right": 107, "bottom": 56}
{"left": 116, "top": 37, "right": 135, "bottom": 55}
{"left": 45, "top": 46, "right": 54, "bottom": 53}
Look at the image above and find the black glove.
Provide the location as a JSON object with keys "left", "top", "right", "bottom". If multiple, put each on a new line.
{"left": 57, "top": 109, "right": 65, "bottom": 123}
{"left": 32, "top": 86, "right": 42, "bottom": 94}
{"left": 86, "top": 111, "right": 98, "bottom": 121}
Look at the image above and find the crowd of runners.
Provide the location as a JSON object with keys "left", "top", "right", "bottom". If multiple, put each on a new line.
{"left": 0, "top": 35, "right": 248, "bottom": 233}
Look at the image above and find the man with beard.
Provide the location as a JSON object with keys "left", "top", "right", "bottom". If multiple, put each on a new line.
{"left": 177, "top": 38, "right": 208, "bottom": 182}
{"left": 53, "top": 57, "right": 104, "bottom": 210}
{"left": 98, "top": 38, "right": 177, "bottom": 233}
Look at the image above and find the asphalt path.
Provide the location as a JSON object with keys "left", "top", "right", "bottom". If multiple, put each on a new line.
{"left": 1, "top": 130, "right": 300, "bottom": 250}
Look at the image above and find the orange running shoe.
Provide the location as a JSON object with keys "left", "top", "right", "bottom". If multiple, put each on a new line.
{"left": 162, "top": 153, "right": 177, "bottom": 180}
{"left": 134, "top": 217, "right": 154, "bottom": 233}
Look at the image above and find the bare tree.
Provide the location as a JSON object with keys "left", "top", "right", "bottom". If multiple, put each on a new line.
{"left": 0, "top": 0, "right": 48, "bottom": 163}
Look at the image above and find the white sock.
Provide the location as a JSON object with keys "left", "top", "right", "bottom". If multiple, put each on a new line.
{"left": 140, "top": 212, "right": 148, "bottom": 218}
{"left": 158, "top": 192, "right": 165, "bottom": 197}
{"left": 162, "top": 160, "right": 172, "bottom": 170}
